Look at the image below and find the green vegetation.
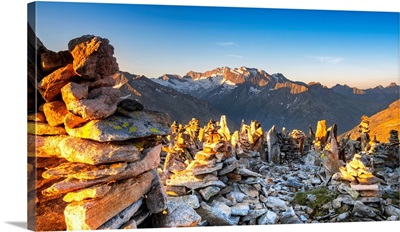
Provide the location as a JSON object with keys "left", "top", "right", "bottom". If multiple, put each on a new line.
{"left": 382, "top": 191, "right": 400, "bottom": 205}
{"left": 292, "top": 187, "right": 337, "bottom": 218}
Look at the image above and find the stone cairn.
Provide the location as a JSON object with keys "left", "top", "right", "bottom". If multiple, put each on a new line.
{"left": 156, "top": 116, "right": 322, "bottom": 227}
{"left": 155, "top": 116, "right": 399, "bottom": 227}
{"left": 27, "top": 32, "right": 171, "bottom": 231}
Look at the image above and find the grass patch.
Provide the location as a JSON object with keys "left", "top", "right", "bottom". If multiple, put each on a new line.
{"left": 292, "top": 187, "right": 337, "bottom": 218}
{"left": 382, "top": 191, "right": 400, "bottom": 205}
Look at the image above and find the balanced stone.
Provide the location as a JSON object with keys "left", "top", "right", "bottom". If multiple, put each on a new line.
{"left": 68, "top": 35, "right": 119, "bottom": 79}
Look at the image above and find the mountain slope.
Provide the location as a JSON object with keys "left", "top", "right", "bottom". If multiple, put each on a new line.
{"left": 340, "top": 99, "right": 400, "bottom": 142}
{"left": 116, "top": 71, "right": 238, "bottom": 127}
{"left": 152, "top": 66, "right": 399, "bottom": 133}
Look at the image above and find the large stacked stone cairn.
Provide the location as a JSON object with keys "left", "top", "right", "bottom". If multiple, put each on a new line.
{"left": 28, "top": 33, "right": 171, "bottom": 231}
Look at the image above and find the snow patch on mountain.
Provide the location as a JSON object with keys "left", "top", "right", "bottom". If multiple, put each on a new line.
{"left": 152, "top": 74, "right": 237, "bottom": 97}
{"left": 249, "top": 86, "right": 261, "bottom": 95}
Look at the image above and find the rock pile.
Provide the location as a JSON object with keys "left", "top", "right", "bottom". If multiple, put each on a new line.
{"left": 27, "top": 31, "right": 171, "bottom": 231}
{"left": 155, "top": 117, "right": 326, "bottom": 227}
{"left": 155, "top": 116, "right": 399, "bottom": 227}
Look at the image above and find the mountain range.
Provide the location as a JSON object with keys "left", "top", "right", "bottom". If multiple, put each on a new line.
{"left": 148, "top": 66, "right": 399, "bottom": 134}
{"left": 115, "top": 71, "right": 238, "bottom": 128}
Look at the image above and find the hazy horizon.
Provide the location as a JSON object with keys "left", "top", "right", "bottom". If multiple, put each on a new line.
{"left": 31, "top": 2, "right": 399, "bottom": 89}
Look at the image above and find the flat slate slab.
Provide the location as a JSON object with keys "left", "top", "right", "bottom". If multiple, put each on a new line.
{"left": 66, "top": 111, "right": 171, "bottom": 142}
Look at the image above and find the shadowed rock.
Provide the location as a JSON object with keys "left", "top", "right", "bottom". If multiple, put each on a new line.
{"left": 40, "top": 50, "right": 73, "bottom": 74}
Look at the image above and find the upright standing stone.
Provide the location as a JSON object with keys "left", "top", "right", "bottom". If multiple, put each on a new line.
{"left": 314, "top": 120, "right": 327, "bottom": 152}
{"left": 267, "top": 125, "right": 280, "bottom": 164}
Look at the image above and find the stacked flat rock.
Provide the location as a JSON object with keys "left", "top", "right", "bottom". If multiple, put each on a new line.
{"left": 158, "top": 117, "right": 311, "bottom": 226}
{"left": 28, "top": 34, "right": 171, "bottom": 231}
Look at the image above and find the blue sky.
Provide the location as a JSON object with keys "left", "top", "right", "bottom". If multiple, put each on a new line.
{"left": 31, "top": 2, "right": 399, "bottom": 89}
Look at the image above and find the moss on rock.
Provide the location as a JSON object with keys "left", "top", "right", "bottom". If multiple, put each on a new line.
{"left": 292, "top": 187, "right": 337, "bottom": 218}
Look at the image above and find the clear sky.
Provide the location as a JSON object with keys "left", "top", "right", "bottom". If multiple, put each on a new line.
{"left": 31, "top": 1, "right": 399, "bottom": 89}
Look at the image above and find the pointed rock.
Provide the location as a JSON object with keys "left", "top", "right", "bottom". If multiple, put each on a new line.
{"left": 267, "top": 125, "right": 280, "bottom": 164}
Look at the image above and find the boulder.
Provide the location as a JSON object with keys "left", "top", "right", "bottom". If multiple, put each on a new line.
{"left": 68, "top": 35, "right": 119, "bottom": 79}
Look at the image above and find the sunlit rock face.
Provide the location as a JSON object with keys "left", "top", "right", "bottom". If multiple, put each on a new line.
{"left": 68, "top": 35, "right": 119, "bottom": 80}
{"left": 65, "top": 111, "right": 170, "bottom": 142}
{"left": 38, "top": 64, "right": 78, "bottom": 102}
{"left": 28, "top": 31, "right": 170, "bottom": 231}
